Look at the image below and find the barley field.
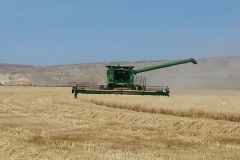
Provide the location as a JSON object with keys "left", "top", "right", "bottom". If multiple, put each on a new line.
{"left": 0, "top": 86, "right": 240, "bottom": 159}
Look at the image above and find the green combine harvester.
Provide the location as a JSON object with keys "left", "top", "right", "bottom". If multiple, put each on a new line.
{"left": 72, "top": 58, "right": 197, "bottom": 98}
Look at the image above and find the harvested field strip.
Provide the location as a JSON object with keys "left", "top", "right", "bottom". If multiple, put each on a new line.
{"left": 84, "top": 97, "right": 240, "bottom": 122}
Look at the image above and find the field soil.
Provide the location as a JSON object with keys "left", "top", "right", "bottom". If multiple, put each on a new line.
{"left": 1, "top": 86, "right": 240, "bottom": 159}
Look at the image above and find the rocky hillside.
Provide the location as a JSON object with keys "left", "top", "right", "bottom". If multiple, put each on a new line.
{"left": 0, "top": 56, "right": 239, "bottom": 90}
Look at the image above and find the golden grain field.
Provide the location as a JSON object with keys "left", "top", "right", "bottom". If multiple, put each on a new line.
{"left": 0, "top": 86, "right": 240, "bottom": 159}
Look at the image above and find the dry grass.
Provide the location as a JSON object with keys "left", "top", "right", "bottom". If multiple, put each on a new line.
{"left": 0, "top": 86, "right": 240, "bottom": 159}
{"left": 84, "top": 94, "right": 240, "bottom": 122}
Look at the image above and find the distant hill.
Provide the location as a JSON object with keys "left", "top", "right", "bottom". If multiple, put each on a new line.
{"left": 0, "top": 56, "right": 240, "bottom": 90}
{"left": 0, "top": 63, "right": 34, "bottom": 68}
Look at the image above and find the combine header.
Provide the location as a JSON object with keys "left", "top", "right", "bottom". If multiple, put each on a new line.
{"left": 72, "top": 58, "right": 197, "bottom": 98}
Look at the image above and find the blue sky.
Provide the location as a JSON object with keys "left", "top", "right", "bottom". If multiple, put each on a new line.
{"left": 0, "top": 0, "right": 240, "bottom": 65}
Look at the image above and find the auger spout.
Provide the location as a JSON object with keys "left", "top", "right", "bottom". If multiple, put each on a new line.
{"left": 133, "top": 58, "right": 197, "bottom": 74}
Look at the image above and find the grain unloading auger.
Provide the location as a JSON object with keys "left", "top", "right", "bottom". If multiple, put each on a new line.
{"left": 72, "top": 58, "right": 197, "bottom": 98}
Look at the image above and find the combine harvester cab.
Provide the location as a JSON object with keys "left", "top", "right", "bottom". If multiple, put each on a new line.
{"left": 72, "top": 58, "right": 197, "bottom": 98}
